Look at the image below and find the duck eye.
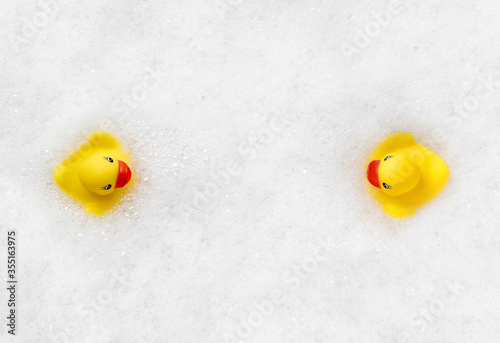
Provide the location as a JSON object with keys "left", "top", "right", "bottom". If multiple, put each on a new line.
{"left": 106, "top": 157, "right": 114, "bottom": 163}
{"left": 104, "top": 184, "right": 112, "bottom": 190}
{"left": 383, "top": 183, "right": 390, "bottom": 189}
{"left": 384, "top": 156, "right": 391, "bottom": 161}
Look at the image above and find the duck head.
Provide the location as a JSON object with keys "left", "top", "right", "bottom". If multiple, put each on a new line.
{"left": 366, "top": 153, "right": 420, "bottom": 196}
{"left": 78, "top": 154, "right": 132, "bottom": 195}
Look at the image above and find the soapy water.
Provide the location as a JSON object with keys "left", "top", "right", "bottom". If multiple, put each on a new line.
{"left": 2, "top": 96, "right": 500, "bottom": 342}
{"left": 4, "top": 101, "right": 499, "bottom": 342}
{"left": 1, "top": 0, "right": 500, "bottom": 342}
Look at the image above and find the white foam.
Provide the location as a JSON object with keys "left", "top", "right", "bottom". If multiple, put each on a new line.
{"left": 1, "top": 0, "right": 500, "bottom": 342}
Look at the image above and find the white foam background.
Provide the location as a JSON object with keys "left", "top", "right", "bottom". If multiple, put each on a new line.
{"left": 1, "top": 0, "right": 500, "bottom": 342}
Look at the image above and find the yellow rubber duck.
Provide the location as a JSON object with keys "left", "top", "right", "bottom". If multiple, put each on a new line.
{"left": 366, "top": 132, "right": 449, "bottom": 218}
{"left": 54, "top": 132, "right": 133, "bottom": 216}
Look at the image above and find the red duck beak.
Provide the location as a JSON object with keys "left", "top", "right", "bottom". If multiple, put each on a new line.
{"left": 366, "top": 160, "right": 381, "bottom": 188}
{"left": 115, "top": 160, "right": 132, "bottom": 189}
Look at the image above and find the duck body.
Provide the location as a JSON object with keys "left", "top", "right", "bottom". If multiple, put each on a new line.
{"left": 54, "top": 132, "right": 132, "bottom": 216}
{"left": 366, "top": 132, "right": 449, "bottom": 218}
